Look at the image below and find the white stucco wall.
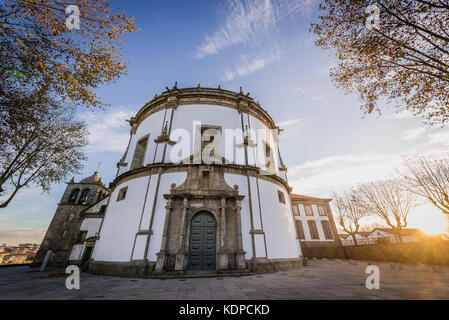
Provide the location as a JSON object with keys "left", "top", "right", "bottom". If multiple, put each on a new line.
{"left": 92, "top": 176, "right": 149, "bottom": 262}
{"left": 80, "top": 218, "right": 103, "bottom": 239}
{"left": 257, "top": 179, "right": 300, "bottom": 258}
{"left": 294, "top": 204, "right": 335, "bottom": 242}
{"left": 118, "top": 104, "right": 283, "bottom": 177}
{"left": 145, "top": 172, "right": 187, "bottom": 261}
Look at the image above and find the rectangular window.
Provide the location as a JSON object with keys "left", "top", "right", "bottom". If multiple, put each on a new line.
{"left": 117, "top": 187, "right": 128, "bottom": 202}
{"left": 277, "top": 190, "right": 285, "bottom": 204}
{"left": 295, "top": 220, "right": 305, "bottom": 240}
{"left": 130, "top": 136, "right": 148, "bottom": 170}
{"left": 318, "top": 205, "right": 327, "bottom": 216}
{"left": 199, "top": 125, "right": 222, "bottom": 164}
{"left": 292, "top": 205, "right": 300, "bottom": 216}
{"left": 305, "top": 205, "right": 313, "bottom": 216}
{"left": 76, "top": 231, "right": 87, "bottom": 244}
{"left": 321, "top": 220, "right": 334, "bottom": 240}
{"left": 307, "top": 220, "right": 320, "bottom": 240}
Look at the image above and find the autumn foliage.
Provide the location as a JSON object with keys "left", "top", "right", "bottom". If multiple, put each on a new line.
{"left": 311, "top": 0, "right": 449, "bottom": 125}
{"left": 0, "top": 0, "right": 137, "bottom": 108}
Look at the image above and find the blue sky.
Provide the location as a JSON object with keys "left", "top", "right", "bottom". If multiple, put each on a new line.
{"left": 1, "top": 0, "right": 448, "bottom": 245}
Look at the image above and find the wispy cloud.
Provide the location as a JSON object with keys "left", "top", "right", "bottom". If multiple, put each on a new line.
{"left": 0, "top": 228, "right": 46, "bottom": 246}
{"left": 292, "top": 87, "right": 311, "bottom": 95}
{"left": 81, "top": 107, "right": 138, "bottom": 153}
{"left": 220, "top": 49, "right": 281, "bottom": 81}
{"left": 401, "top": 127, "right": 427, "bottom": 141}
{"left": 196, "top": 0, "right": 315, "bottom": 59}
{"left": 277, "top": 117, "right": 301, "bottom": 128}
{"left": 288, "top": 125, "right": 449, "bottom": 197}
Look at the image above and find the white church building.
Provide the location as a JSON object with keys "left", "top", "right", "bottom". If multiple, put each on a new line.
{"left": 37, "top": 85, "right": 307, "bottom": 277}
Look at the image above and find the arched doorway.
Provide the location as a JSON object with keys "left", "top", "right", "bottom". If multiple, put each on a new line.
{"left": 188, "top": 211, "right": 216, "bottom": 271}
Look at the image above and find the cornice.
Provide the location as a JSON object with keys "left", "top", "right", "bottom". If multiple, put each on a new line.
{"left": 111, "top": 162, "right": 290, "bottom": 193}
{"left": 130, "top": 87, "right": 277, "bottom": 130}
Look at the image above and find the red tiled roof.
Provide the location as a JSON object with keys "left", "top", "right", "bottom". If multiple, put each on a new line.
{"left": 291, "top": 193, "right": 331, "bottom": 201}
{"left": 372, "top": 228, "right": 424, "bottom": 236}
{"left": 357, "top": 232, "right": 371, "bottom": 237}
{"left": 338, "top": 232, "right": 370, "bottom": 238}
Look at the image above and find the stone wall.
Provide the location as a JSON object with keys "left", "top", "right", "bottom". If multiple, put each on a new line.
{"left": 301, "top": 241, "right": 346, "bottom": 259}
{"left": 342, "top": 239, "right": 449, "bottom": 265}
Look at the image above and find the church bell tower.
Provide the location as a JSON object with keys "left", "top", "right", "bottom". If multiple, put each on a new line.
{"left": 33, "top": 172, "right": 109, "bottom": 268}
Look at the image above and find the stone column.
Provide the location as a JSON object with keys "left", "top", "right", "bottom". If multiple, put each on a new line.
{"left": 155, "top": 198, "right": 172, "bottom": 272}
{"left": 235, "top": 198, "right": 246, "bottom": 269}
{"left": 175, "top": 197, "right": 189, "bottom": 271}
{"left": 218, "top": 197, "right": 228, "bottom": 271}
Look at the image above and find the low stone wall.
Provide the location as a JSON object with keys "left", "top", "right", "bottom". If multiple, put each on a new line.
{"left": 342, "top": 239, "right": 449, "bottom": 265}
{"left": 300, "top": 242, "right": 346, "bottom": 259}
{"left": 247, "top": 258, "right": 304, "bottom": 273}
{"left": 88, "top": 260, "right": 155, "bottom": 278}
{"left": 88, "top": 257, "right": 304, "bottom": 278}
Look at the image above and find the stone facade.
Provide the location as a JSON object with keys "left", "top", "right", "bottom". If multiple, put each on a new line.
{"left": 33, "top": 172, "right": 109, "bottom": 268}
{"left": 154, "top": 165, "right": 246, "bottom": 273}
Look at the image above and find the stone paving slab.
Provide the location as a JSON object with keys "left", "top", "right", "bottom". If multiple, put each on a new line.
{"left": 1, "top": 259, "right": 449, "bottom": 299}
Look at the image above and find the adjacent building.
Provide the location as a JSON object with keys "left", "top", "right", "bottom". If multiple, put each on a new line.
{"left": 339, "top": 228, "right": 428, "bottom": 246}
{"left": 291, "top": 194, "right": 345, "bottom": 258}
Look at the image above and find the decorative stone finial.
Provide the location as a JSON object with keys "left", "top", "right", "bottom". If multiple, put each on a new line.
{"left": 170, "top": 183, "right": 176, "bottom": 190}
{"left": 173, "top": 81, "right": 178, "bottom": 89}
{"left": 239, "top": 86, "right": 243, "bottom": 94}
{"left": 165, "top": 86, "right": 170, "bottom": 92}
{"left": 197, "top": 83, "right": 201, "bottom": 89}
{"left": 218, "top": 85, "right": 221, "bottom": 90}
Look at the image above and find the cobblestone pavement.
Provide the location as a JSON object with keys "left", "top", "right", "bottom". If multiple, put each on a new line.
{"left": 1, "top": 259, "right": 449, "bottom": 299}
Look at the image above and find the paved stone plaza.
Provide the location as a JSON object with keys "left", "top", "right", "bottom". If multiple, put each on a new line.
{"left": 1, "top": 259, "right": 449, "bottom": 299}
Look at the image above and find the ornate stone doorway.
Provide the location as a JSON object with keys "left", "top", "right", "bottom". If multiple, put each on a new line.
{"left": 188, "top": 211, "right": 216, "bottom": 271}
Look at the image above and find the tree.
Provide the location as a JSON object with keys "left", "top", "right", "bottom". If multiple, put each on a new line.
{"left": 333, "top": 190, "right": 370, "bottom": 245}
{"left": 0, "top": 0, "right": 137, "bottom": 108}
{"left": 355, "top": 179, "right": 416, "bottom": 242}
{"left": 399, "top": 154, "right": 449, "bottom": 215}
{"left": 359, "top": 221, "right": 388, "bottom": 232}
{"left": 311, "top": 0, "right": 449, "bottom": 125}
{"left": 0, "top": 84, "right": 88, "bottom": 208}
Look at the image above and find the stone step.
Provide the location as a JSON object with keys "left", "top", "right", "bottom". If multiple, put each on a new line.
{"left": 144, "top": 270, "right": 254, "bottom": 279}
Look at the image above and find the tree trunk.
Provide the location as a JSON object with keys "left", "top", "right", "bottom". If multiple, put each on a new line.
{"left": 351, "top": 234, "right": 358, "bottom": 246}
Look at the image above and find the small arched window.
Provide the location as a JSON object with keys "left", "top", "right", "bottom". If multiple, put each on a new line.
{"left": 78, "top": 189, "right": 90, "bottom": 204}
{"left": 68, "top": 188, "right": 80, "bottom": 204}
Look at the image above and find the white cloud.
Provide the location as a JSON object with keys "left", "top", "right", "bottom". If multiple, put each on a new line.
{"left": 288, "top": 125, "right": 449, "bottom": 197}
{"left": 292, "top": 87, "right": 310, "bottom": 95}
{"left": 81, "top": 107, "right": 137, "bottom": 153}
{"left": 277, "top": 118, "right": 301, "bottom": 128}
{"left": 221, "top": 49, "right": 281, "bottom": 81}
{"left": 401, "top": 127, "right": 427, "bottom": 141}
{"left": 196, "top": 0, "right": 314, "bottom": 59}
{"left": 289, "top": 150, "right": 400, "bottom": 197}
{"left": 0, "top": 228, "right": 46, "bottom": 246}
{"left": 428, "top": 130, "right": 449, "bottom": 147}
{"left": 387, "top": 109, "right": 415, "bottom": 120}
